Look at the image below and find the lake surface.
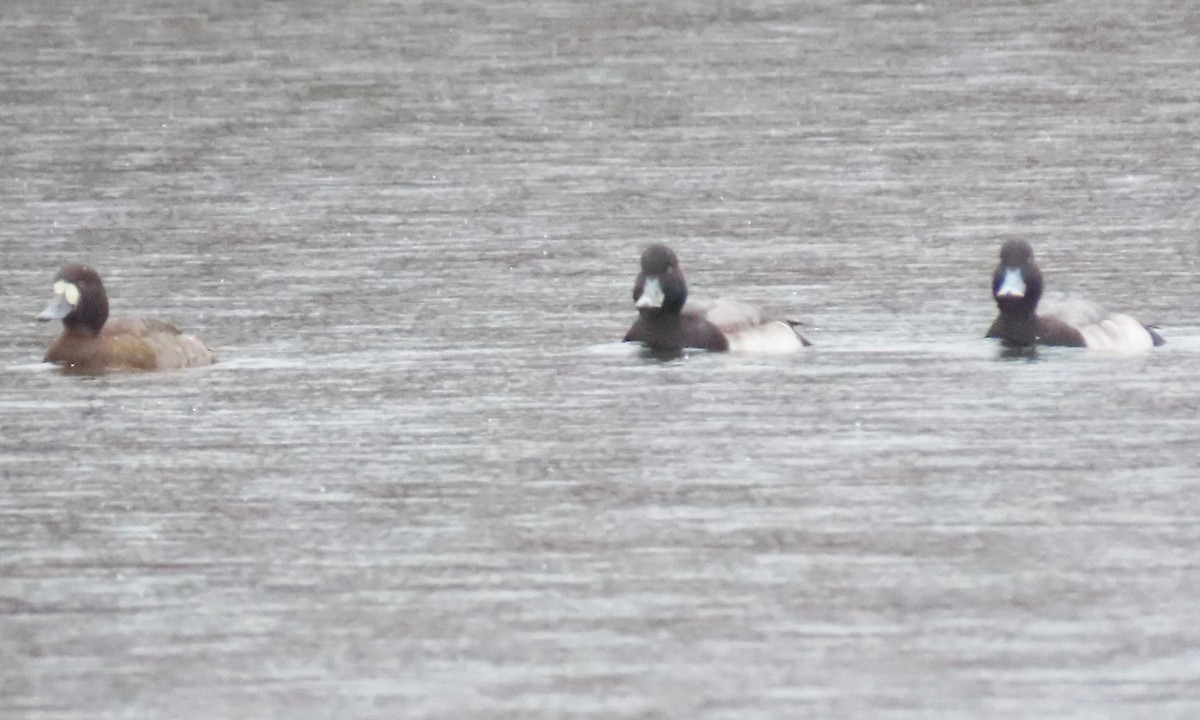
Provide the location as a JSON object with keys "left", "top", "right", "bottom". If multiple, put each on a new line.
{"left": 3, "top": 1, "right": 1200, "bottom": 718}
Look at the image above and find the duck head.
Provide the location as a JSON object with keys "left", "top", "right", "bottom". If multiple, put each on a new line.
{"left": 37, "top": 264, "right": 109, "bottom": 333}
{"left": 992, "top": 239, "right": 1043, "bottom": 318}
{"left": 633, "top": 244, "right": 688, "bottom": 315}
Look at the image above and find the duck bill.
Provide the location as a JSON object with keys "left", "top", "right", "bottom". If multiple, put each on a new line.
{"left": 37, "top": 294, "right": 75, "bottom": 321}
{"left": 995, "top": 268, "right": 1026, "bottom": 299}
{"left": 634, "top": 276, "right": 665, "bottom": 309}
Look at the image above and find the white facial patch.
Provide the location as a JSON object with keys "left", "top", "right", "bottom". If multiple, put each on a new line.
{"left": 996, "top": 268, "right": 1025, "bottom": 298}
{"left": 635, "top": 276, "right": 665, "bottom": 309}
{"left": 53, "top": 280, "right": 81, "bottom": 307}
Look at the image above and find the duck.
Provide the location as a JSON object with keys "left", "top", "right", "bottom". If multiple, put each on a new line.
{"left": 985, "top": 239, "right": 1164, "bottom": 353}
{"left": 622, "top": 244, "right": 810, "bottom": 354}
{"left": 37, "top": 263, "right": 216, "bottom": 373}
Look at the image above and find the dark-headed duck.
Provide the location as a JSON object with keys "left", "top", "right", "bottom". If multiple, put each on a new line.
{"left": 37, "top": 263, "right": 216, "bottom": 373}
{"left": 623, "top": 244, "right": 810, "bottom": 355}
{"left": 986, "top": 239, "right": 1163, "bottom": 354}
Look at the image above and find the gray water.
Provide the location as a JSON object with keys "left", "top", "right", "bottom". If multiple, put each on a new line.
{"left": 3, "top": 1, "right": 1200, "bottom": 718}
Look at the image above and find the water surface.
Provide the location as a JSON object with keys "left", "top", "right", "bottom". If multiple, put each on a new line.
{"left": 2, "top": 1, "right": 1200, "bottom": 718}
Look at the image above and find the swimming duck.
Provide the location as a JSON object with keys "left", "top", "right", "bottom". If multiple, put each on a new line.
{"left": 623, "top": 244, "right": 810, "bottom": 354}
{"left": 986, "top": 239, "right": 1163, "bottom": 353}
{"left": 37, "top": 263, "right": 216, "bottom": 372}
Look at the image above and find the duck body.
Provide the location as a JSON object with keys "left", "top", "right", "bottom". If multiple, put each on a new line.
{"left": 38, "top": 264, "right": 216, "bottom": 373}
{"left": 985, "top": 239, "right": 1163, "bottom": 354}
{"left": 624, "top": 305, "right": 731, "bottom": 352}
{"left": 622, "top": 244, "right": 809, "bottom": 355}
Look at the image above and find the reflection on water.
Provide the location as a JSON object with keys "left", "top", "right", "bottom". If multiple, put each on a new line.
{"left": 3, "top": 1, "right": 1200, "bottom": 718}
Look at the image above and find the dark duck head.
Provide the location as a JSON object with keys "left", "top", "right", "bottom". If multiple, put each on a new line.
{"left": 37, "top": 263, "right": 109, "bottom": 334}
{"left": 992, "top": 239, "right": 1043, "bottom": 320}
{"left": 633, "top": 243, "right": 688, "bottom": 315}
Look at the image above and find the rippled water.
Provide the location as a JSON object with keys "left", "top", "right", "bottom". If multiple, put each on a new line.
{"left": 3, "top": 1, "right": 1200, "bottom": 718}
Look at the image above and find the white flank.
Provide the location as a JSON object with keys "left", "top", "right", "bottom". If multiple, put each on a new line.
{"left": 1078, "top": 314, "right": 1155, "bottom": 355}
{"left": 725, "top": 321, "right": 804, "bottom": 355}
